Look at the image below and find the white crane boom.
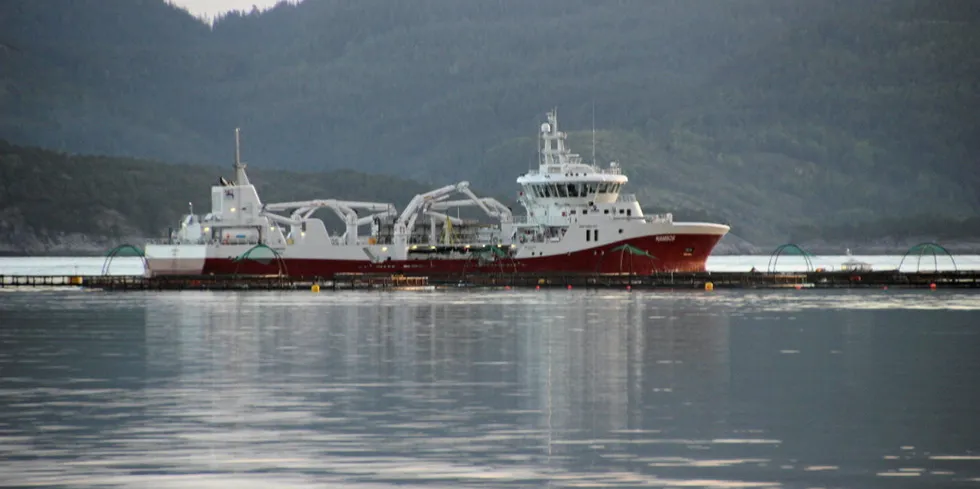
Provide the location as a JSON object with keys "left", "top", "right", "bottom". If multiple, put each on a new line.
{"left": 262, "top": 198, "right": 397, "bottom": 245}
{"left": 430, "top": 197, "right": 513, "bottom": 222}
{"left": 263, "top": 199, "right": 393, "bottom": 213}
{"left": 424, "top": 211, "right": 466, "bottom": 225}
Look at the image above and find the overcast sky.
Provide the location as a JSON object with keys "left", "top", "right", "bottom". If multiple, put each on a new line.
{"left": 169, "top": 0, "right": 289, "bottom": 18}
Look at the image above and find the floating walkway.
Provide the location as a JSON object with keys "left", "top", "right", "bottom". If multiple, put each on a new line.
{"left": 0, "top": 273, "right": 431, "bottom": 291}
{"left": 445, "top": 270, "right": 980, "bottom": 289}
{"left": 2, "top": 270, "right": 979, "bottom": 291}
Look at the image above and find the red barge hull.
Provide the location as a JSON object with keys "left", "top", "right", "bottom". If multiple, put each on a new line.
{"left": 201, "top": 233, "right": 723, "bottom": 278}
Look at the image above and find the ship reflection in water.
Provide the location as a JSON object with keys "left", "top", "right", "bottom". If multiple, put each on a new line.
{"left": 1, "top": 290, "right": 979, "bottom": 488}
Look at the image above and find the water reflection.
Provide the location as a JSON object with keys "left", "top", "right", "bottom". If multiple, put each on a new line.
{"left": 0, "top": 290, "right": 978, "bottom": 487}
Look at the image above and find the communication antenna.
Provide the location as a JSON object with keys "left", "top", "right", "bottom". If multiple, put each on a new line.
{"left": 591, "top": 100, "right": 596, "bottom": 166}
{"left": 535, "top": 118, "right": 540, "bottom": 170}
{"left": 234, "top": 127, "right": 241, "bottom": 168}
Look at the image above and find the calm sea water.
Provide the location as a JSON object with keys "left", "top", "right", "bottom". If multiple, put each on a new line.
{"left": 1, "top": 288, "right": 979, "bottom": 488}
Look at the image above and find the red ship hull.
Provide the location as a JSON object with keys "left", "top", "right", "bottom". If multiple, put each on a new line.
{"left": 201, "top": 233, "right": 723, "bottom": 278}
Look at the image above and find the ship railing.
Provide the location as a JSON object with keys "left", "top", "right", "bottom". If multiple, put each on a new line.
{"left": 607, "top": 214, "right": 673, "bottom": 223}
{"left": 643, "top": 213, "right": 673, "bottom": 223}
{"left": 522, "top": 168, "right": 624, "bottom": 176}
{"left": 220, "top": 238, "right": 261, "bottom": 246}
{"left": 516, "top": 235, "right": 551, "bottom": 244}
{"left": 144, "top": 238, "right": 209, "bottom": 245}
{"left": 144, "top": 237, "right": 271, "bottom": 246}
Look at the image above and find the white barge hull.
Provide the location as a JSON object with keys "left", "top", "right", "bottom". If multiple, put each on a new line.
{"left": 145, "top": 244, "right": 207, "bottom": 276}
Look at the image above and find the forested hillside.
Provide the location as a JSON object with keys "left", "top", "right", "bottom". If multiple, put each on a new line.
{"left": 0, "top": 140, "right": 431, "bottom": 253}
{"left": 1, "top": 0, "right": 978, "bottom": 245}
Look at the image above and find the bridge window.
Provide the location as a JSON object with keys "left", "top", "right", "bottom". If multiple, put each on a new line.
{"left": 567, "top": 184, "right": 578, "bottom": 197}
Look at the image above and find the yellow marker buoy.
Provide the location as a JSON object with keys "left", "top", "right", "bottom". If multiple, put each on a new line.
{"left": 704, "top": 282, "right": 714, "bottom": 291}
{"left": 311, "top": 284, "right": 320, "bottom": 293}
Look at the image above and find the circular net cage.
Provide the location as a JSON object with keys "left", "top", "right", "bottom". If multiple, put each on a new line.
{"left": 767, "top": 244, "right": 816, "bottom": 273}
{"left": 102, "top": 244, "right": 147, "bottom": 276}
{"left": 233, "top": 244, "right": 288, "bottom": 276}
{"left": 460, "top": 245, "right": 518, "bottom": 278}
{"left": 897, "top": 242, "right": 957, "bottom": 273}
{"left": 595, "top": 244, "right": 657, "bottom": 276}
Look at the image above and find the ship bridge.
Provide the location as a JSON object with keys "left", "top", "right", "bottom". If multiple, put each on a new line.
{"left": 515, "top": 109, "right": 641, "bottom": 228}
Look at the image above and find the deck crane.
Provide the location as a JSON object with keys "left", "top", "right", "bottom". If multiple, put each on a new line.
{"left": 261, "top": 199, "right": 396, "bottom": 245}
{"left": 429, "top": 197, "right": 513, "bottom": 222}
{"left": 391, "top": 181, "right": 516, "bottom": 258}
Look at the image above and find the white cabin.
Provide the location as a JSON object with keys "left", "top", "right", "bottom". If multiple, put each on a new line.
{"left": 513, "top": 109, "right": 665, "bottom": 242}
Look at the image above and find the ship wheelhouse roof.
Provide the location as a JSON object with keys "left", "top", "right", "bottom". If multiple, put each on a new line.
{"left": 517, "top": 163, "right": 628, "bottom": 185}
{"left": 517, "top": 172, "right": 627, "bottom": 185}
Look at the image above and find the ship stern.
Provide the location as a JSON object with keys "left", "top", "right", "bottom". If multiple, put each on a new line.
{"left": 144, "top": 244, "right": 208, "bottom": 276}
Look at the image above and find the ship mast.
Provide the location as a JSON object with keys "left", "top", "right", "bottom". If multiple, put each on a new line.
{"left": 540, "top": 107, "right": 565, "bottom": 168}
{"left": 234, "top": 127, "right": 250, "bottom": 186}
{"left": 591, "top": 101, "right": 596, "bottom": 166}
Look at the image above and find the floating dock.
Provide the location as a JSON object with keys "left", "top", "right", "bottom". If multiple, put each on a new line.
{"left": 2, "top": 270, "right": 979, "bottom": 291}
{"left": 0, "top": 273, "right": 431, "bottom": 291}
